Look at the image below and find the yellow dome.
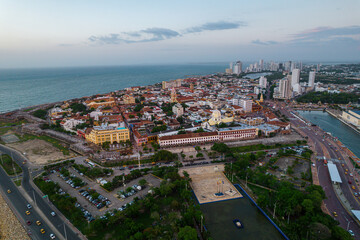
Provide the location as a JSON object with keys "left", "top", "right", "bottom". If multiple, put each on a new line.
{"left": 212, "top": 110, "right": 221, "bottom": 119}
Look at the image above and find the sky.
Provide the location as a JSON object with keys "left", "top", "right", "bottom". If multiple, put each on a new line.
{"left": 0, "top": 0, "right": 360, "bottom": 68}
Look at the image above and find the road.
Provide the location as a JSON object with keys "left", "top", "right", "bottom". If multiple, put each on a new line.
{"left": 0, "top": 144, "right": 82, "bottom": 240}
{"left": 274, "top": 102, "right": 360, "bottom": 236}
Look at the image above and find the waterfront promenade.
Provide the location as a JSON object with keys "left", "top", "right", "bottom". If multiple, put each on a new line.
{"left": 277, "top": 102, "right": 360, "bottom": 236}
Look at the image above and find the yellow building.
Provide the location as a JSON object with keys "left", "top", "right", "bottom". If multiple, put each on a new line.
{"left": 85, "top": 97, "right": 116, "bottom": 109}
{"left": 342, "top": 110, "right": 360, "bottom": 127}
{"left": 86, "top": 126, "right": 130, "bottom": 145}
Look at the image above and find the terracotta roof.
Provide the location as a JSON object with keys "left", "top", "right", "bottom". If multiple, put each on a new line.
{"left": 267, "top": 121, "right": 290, "bottom": 127}
{"left": 159, "top": 131, "right": 217, "bottom": 141}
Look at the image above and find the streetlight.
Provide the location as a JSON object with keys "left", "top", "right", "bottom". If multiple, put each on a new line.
{"left": 63, "top": 223, "right": 68, "bottom": 240}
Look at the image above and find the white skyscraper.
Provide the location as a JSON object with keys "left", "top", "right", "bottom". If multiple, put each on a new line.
{"left": 259, "top": 59, "right": 264, "bottom": 71}
{"left": 291, "top": 69, "right": 300, "bottom": 88}
{"left": 308, "top": 71, "right": 315, "bottom": 88}
{"left": 291, "top": 69, "right": 301, "bottom": 94}
{"left": 241, "top": 99, "right": 253, "bottom": 113}
{"left": 254, "top": 62, "right": 259, "bottom": 72}
{"left": 233, "top": 61, "right": 242, "bottom": 74}
{"left": 259, "top": 76, "right": 267, "bottom": 88}
{"left": 279, "top": 78, "right": 292, "bottom": 99}
{"left": 291, "top": 62, "right": 296, "bottom": 72}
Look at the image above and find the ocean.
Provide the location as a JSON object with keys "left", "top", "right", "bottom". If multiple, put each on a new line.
{"left": 0, "top": 63, "right": 230, "bottom": 113}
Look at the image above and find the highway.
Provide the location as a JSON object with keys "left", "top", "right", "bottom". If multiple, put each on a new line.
{"left": 0, "top": 144, "right": 81, "bottom": 240}
{"left": 275, "top": 102, "right": 360, "bottom": 236}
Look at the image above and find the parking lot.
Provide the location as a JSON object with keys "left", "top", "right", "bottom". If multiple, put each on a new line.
{"left": 48, "top": 166, "right": 162, "bottom": 218}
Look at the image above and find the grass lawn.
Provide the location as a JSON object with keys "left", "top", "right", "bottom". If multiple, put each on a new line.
{"left": 0, "top": 127, "right": 12, "bottom": 136}
{"left": 0, "top": 154, "right": 22, "bottom": 175}
{"left": 0, "top": 120, "right": 27, "bottom": 128}
{"left": 17, "top": 134, "right": 70, "bottom": 155}
{"left": 14, "top": 178, "right": 22, "bottom": 186}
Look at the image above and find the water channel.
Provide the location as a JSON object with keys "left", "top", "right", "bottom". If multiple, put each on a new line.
{"left": 297, "top": 111, "right": 360, "bottom": 158}
{"left": 200, "top": 186, "right": 284, "bottom": 240}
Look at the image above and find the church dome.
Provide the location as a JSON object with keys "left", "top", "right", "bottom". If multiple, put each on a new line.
{"left": 212, "top": 110, "right": 221, "bottom": 119}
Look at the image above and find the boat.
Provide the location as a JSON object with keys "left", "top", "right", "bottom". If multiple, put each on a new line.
{"left": 233, "top": 219, "right": 243, "bottom": 229}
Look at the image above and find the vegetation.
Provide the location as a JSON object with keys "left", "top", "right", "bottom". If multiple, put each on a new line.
{"left": 41, "top": 120, "right": 76, "bottom": 135}
{"left": 70, "top": 102, "right": 87, "bottom": 113}
{"left": 73, "top": 164, "right": 113, "bottom": 179}
{"left": 297, "top": 92, "right": 360, "bottom": 104}
{"left": 151, "top": 125, "right": 167, "bottom": 133}
{"left": 226, "top": 149, "right": 351, "bottom": 240}
{"left": 102, "top": 169, "right": 148, "bottom": 191}
{"left": 50, "top": 166, "right": 209, "bottom": 240}
{"left": 230, "top": 142, "right": 305, "bottom": 153}
{"left": 32, "top": 109, "right": 48, "bottom": 119}
{"left": 0, "top": 154, "right": 22, "bottom": 175}
{"left": 134, "top": 104, "right": 144, "bottom": 112}
{"left": 17, "top": 134, "right": 70, "bottom": 155}
{"left": 152, "top": 150, "right": 177, "bottom": 162}
{"left": 43, "top": 159, "right": 75, "bottom": 170}
{"left": 34, "top": 177, "right": 88, "bottom": 231}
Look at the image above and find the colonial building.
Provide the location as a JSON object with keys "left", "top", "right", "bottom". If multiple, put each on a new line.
{"left": 85, "top": 125, "right": 130, "bottom": 145}
{"left": 217, "top": 127, "right": 258, "bottom": 142}
{"left": 342, "top": 110, "right": 360, "bottom": 128}
{"left": 158, "top": 132, "right": 218, "bottom": 147}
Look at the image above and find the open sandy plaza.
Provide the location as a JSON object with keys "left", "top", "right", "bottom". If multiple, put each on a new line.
{"left": 180, "top": 164, "right": 242, "bottom": 204}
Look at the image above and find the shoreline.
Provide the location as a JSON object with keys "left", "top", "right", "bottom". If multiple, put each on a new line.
{"left": 298, "top": 109, "right": 360, "bottom": 159}
{"left": 325, "top": 109, "right": 360, "bottom": 135}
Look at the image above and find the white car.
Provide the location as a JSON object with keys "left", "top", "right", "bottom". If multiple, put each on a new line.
{"left": 348, "top": 230, "right": 354, "bottom": 237}
{"left": 50, "top": 233, "right": 56, "bottom": 239}
{"left": 51, "top": 211, "right": 56, "bottom": 217}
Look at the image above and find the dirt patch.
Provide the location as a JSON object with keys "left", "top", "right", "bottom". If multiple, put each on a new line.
{"left": 7, "top": 139, "right": 75, "bottom": 165}
{"left": 180, "top": 164, "right": 242, "bottom": 204}
{"left": 0, "top": 194, "right": 30, "bottom": 240}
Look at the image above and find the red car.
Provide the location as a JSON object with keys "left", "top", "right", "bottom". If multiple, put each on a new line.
{"left": 26, "top": 220, "right": 32, "bottom": 225}
{"left": 348, "top": 180, "right": 352, "bottom": 184}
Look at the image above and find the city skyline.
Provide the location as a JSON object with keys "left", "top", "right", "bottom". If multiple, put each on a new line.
{"left": 1, "top": 0, "right": 360, "bottom": 68}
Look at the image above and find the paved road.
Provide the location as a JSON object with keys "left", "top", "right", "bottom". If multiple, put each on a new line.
{"left": 0, "top": 144, "right": 82, "bottom": 240}
{"left": 0, "top": 165, "right": 52, "bottom": 239}
{"left": 275, "top": 102, "right": 360, "bottom": 236}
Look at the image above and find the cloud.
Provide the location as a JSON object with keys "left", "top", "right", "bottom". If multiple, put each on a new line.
{"left": 88, "top": 28, "right": 180, "bottom": 45}
{"left": 251, "top": 39, "right": 278, "bottom": 45}
{"left": 88, "top": 20, "right": 245, "bottom": 45}
{"left": 185, "top": 21, "right": 246, "bottom": 33}
{"left": 290, "top": 25, "right": 360, "bottom": 42}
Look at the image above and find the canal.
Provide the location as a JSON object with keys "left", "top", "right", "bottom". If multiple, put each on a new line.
{"left": 200, "top": 186, "right": 284, "bottom": 240}
{"left": 297, "top": 111, "right": 360, "bottom": 158}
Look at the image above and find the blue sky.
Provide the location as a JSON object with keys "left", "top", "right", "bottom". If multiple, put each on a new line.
{"left": 0, "top": 0, "right": 359, "bottom": 68}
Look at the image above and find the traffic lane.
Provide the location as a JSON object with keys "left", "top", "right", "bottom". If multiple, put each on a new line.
{"left": 285, "top": 111, "right": 360, "bottom": 235}
{"left": 0, "top": 145, "right": 80, "bottom": 240}
{"left": 325, "top": 143, "right": 360, "bottom": 209}
{"left": 0, "top": 166, "right": 50, "bottom": 240}
{"left": 21, "top": 169, "right": 80, "bottom": 240}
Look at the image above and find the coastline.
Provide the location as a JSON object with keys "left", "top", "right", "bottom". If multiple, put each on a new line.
{"left": 326, "top": 109, "right": 360, "bottom": 135}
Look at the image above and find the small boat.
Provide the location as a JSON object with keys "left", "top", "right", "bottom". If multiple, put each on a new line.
{"left": 233, "top": 219, "right": 243, "bottom": 229}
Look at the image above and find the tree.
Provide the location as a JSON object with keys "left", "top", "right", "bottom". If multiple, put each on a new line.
{"left": 331, "top": 226, "right": 353, "bottom": 240}
{"left": 152, "top": 150, "right": 176, "bottom": 162}
{"left": 194, "top": 146, "right": 201, "bottom": 151}
{"left": 102, "top": 141, "right": 110, "bottom": 150}
{"left": 211, "top": 142, "right": 230, "bottom": 153}
{"left": 196, "top": 152, "right": 203, "bottom": 158}
{"left": 178, "top": 226, "right": 197, "bottom": 240}
{"left": 33, "top": 109, "right": 48, "bottom": 119}
{"left": 150, "top": 211, "right": 160, "bottom": 221}
{"left": 302, "top": 199, "right": 314, "bottom": 213}
{"left": 139, "top": 179, "right": 147, "bottom": 187}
